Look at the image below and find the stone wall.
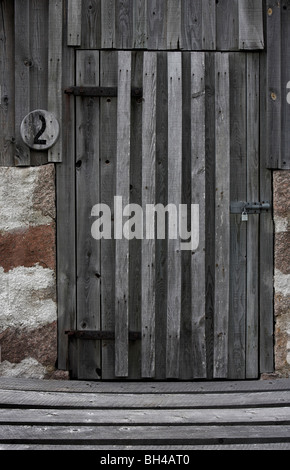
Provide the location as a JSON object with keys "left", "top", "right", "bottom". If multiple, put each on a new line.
{"left": 0, "top": 165, "right": 66, "bottom": 379}
{"left": 274, "top": 171, "right": 290, "bottom": 377}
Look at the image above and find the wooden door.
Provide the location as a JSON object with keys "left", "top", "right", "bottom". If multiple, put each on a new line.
{"left": 66, "top": 50, "right": 273, "bottom": 381}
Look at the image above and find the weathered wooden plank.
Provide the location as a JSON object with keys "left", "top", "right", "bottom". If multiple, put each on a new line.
{"left": 228, "top": 53, "right": 247, "bottom": 380}
{"left": 1, "top": 406, "right": 290, "bottom": 425}
{"left": 116, "top": 0, "right": 133, "bottom": 49}
{"left": 133, "top": 0, "right": 147, "bottom": 48}
{"left": 48, "top": 0, "right": 63, "bottom": 163}
{"left": 0, "top": 0, "right": 15, "bottom": 166}
{"left": 81, "top": 0, "right": 101, "bottom": 49}
{"left": 166, "top": 52, "right": 182, "bottom": 379}
{"left": 1, "top": 376, "right": 290, "bottom": 393}
{"left": 259, "top": 51, "right": 274, "bottom": 375}
{"left": 216, "top": 0, "right": 239, "bottom": 51}
{"left": 190, "top": 52, "right": 206, "bottom": 379}
{"left": 202, "top": 0, "right": 216, "bottom": 50}
{"left": 128, "top": 51, "right": 143, "bottom": 380}
{"left": 1, "top": 389, "right": 290, "bottom": 409}
{"left": 147, "top": 0, "right": 167, "bottom": 50}
{"left": 204, "top": 53, "right": 216, "bottom": 379}
{"left": 100, "top": 52, "right": 118, "bottom": 380}
{"left": 14, "top": 0, "right": 30, "bottom": 165}
{"left": 155, "top": 52, "right": 168, "bottom": 380}
{"left": 166, "top": 0, "right": 181, "bottom": 50}
{"left": 75, "top": 50, "right": 101, "bottom": 380}
{"left": 29, "top": 0, "right": 49, "bottom": 166}
{"left": 246, "top": 53, "right": 260, "bottom": 378}
{"left": 56, "top": 12, "right": 76, "bottom": 370}
{"left": 180, "top": 52, "right": 192, "bottom": 380}
{"left": 141, "top": 52, "right": 157, "bottom": 378}
{"left": 281, "top": 2, "right": 290, "bottom": 169}
{"left": 181, "top": 0, "right": 202, "bottom": 51}
{"left": 266, "top": 2, "right": 281, "bottom": 168}
{"left": 101, "top": 0, "right": 115, "bottom": 48}
{"left": 67, "top": 0, "right": 82, "bottom": 46}
{"left": 238, "top": 0, "right": 264, "bottom": 50}
{"left": 115, "top": 51, "right": 132, "bottom": 377}
{"left": 1, "top": 424, "right": 290, "bottom": 445}
{"left": 214, "top": 53, "right": 230, "bottom": 379}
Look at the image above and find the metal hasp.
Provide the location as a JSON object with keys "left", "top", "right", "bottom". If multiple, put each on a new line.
{"left": 65, "top": 330, "right": 141, "bottom": 341}
{"left": 230, "top": 201, "right": 271, "bottom": 214}
{"left": 64, "top": 86, "right": 143, "bottom": 99}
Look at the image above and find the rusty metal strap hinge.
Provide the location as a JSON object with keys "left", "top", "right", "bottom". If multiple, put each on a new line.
{"left": 64, "top": 86, "right": 143, "bottom": 99}
{"left": 65, "top": 330, "right": 141, "bottom": 341}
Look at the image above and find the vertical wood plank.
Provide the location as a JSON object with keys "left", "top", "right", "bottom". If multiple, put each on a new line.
{"left": 0, "top": 0, "right": 15, "bottom": 166}
{"left": 67, "top": 0, "right": 82, "bottom": 46}
{"left": 191, "top": 52, "right": 207, "bottom": 378}
{"left": 239, "top": 0, "right": 264, "bottom": 50}
{"left": 56, "top": 1, "right": 76, "bottom": 370}
{"left": 14, "top": 0, "right": 30, "bottom": 166}
{"left": 101, "top": 0, "right": 115, "bottom": 48}
{"left": 100, "top": 51, "right": 118, "bottom": 379}
{"left": 214, "top": 53, "right": 230, "bottom": 379}
{"left": 76, "top": 50, "right": 101, "bottom": 380}
{"left": 259, "top": 51, "right": 274, "bottom": 374}
{"left": 147, "top": 0, "right": 167, "bottom": 50}
{"left": 166, "top": 52, "right": 182, "bottom": 379}
{"left": 202, "top": 0, "right": 216, "bottom": 51}
{"left": 228, "top": 53, "right": 247, "bottom": 380}
{"left": 266, "top": 2, "right": 281, "bottom": 168}
{"left": 115, "top": 51, "right": 131, "bottom": 377}
{"left": 133, "top": 0, "right": 147, "bottom": 48}
{"left": 29, "top": 0, "right": 49, "bottom": 166}
{"left": 181, "top": 0, "right": 202, "bottom": 51}
{"left": 155, "top": 52, "right": 168, "bottom": 380}
{"left": 141, "top": 52, "right": 157, "bottom": 378}
{"left": 166, "top": 0, "right": 181, "bottom": 50}
{"left": 179, "top": 52, "right": 192, "bottom": 380}
{"left": 81, "top": 0, "right": 101, "bottom": 49}
{"left": 116, "top": 0, "right": 133, "bottom": 49}
{"left": 216, "top": 0, "right": 239, "bottom": 51}
{"left": 128, "top": 51, "right": 143, "bottom": 380}
{"left": 204, "top": 52, "right": 216, "bottom": 379}
{"left": 246, "top": 53, "right": 260, "bottom": 378}
{"left": 48, "top": 0, "right": 63, "bottom": 163}
{"left": 281, "top": 1, "right": 290, "bottom": 169}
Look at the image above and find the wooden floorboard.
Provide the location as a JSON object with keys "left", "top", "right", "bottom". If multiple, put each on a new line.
{"left": 0, "top": 377, "right": 289, "bottom": 450}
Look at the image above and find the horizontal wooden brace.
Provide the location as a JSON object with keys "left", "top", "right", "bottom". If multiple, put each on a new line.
{"left": 64, "top": 86, "right": 143, "bottom": 99}
{"left": 65, "top": 330, "right": 141, "bottom": 341}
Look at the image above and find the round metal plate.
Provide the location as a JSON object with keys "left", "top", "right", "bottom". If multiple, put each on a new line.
{"left": 20, "top": 110, "right": 60, "bottom": 150}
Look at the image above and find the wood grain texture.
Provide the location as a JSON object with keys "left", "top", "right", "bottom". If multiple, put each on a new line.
{"left": 115, "top": 51, "right": 132, "bottom": 377}
{"left": 75, "top": 50, "right": 101, "bottom": 380}
{"left": 67, "top": 0, "right": 82, "bottom": 46}
{"left": 0, "top": 0, "right": 15, "bottom": 166}
{"left": 100, "top": 51, "right": 118, "bottom": 379}
{"left": 190, "top": 52, "right": 206, "bottom": 379}
{"left": 81, "top": 0, "right": 101, "bottom": 49}
{"left": 116, "top": 0, "right": 133, "bottom": 49}
{"left": 141, "top": 52, "right": 157, "bottom": 378}
{"left": 147, "top": 0, "right": 167, "bottom": 50}
{"left": 166, "top": 52, "right": 182, "bottom": 378}
{"left": 238, "top": 0, "right": 264, "bottom": 50}
{"left": 281, "top": 1, "right": 290, "bottom": 169}
{"left": 14, "top": 0, "right": 30, "bottom": 165}
{"left": 133, "top": 0, "right": 147, "bottom": 48}
{"left": 101, "top": 0, "right": 115, "bottom": 48}
{"left": 48, "top": 0, "right": 63, "bottom": 163}
{"left": 182, "top": 0, "right": 202, "bottom": 50}
{"left": 202, "top": 0, "right": 216, "bottom": 50}
{"left": 166, "top": 0, "right": 181, "bottom": 49}
{"left": 228, "top": 53, "right": 247, "bottom": 380}
{"left": 214, "top": 53, "right": 230, "bottom": 379}
{"left": 56, "top": 5, "right": 76, "bottom": 370}
{"left": 216, "top": 0, "right": 239, "bottom": 51}
{"left": 246, "top": 53, "right": 260, "bottom": 378}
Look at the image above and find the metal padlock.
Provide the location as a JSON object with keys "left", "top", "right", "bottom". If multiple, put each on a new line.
{"left": 241, "top": 209, "right": 248, "bottom": 222}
